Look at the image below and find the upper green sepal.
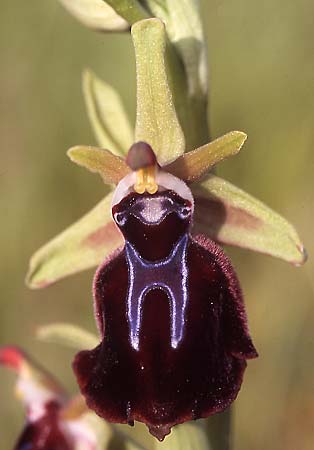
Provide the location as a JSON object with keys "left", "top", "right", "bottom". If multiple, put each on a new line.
{"left": 192, "top": 175, "right": 307, "bottom": 265}
{"left": 132, "top": 18, "right": 185, "bottom": 165}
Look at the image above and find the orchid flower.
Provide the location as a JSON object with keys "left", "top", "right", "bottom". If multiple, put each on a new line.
{"left": 68, "top": 140, "right": 258, "bottom": 440}
{"left": 22, "top": 1, "right": 306, "bottom": 448}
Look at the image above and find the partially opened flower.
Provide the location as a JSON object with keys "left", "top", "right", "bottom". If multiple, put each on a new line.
{"left": 0, "top": 346, "right": 107, "bottom": 450}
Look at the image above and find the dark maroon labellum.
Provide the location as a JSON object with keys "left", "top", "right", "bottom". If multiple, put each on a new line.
{"left": 14, "top": 401, "right": 72, "bottom": 450}
{"left": 73, "top": 189, "right": 257, "bottom": 440}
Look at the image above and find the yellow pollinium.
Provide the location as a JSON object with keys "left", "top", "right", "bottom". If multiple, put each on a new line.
{"left": 134, "top": 165, "right": 158, "bottom": 195}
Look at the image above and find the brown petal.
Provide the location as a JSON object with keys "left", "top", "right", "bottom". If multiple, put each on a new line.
{"left": 165, "top": 131, "right": 247, "bottom": 182}
{"left": 68, "top": 145, "right": 130, "bottom": 184}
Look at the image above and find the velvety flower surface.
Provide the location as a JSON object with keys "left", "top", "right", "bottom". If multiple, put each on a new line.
{"left": 73, "top": 144, "right": 258, "bottom": 440}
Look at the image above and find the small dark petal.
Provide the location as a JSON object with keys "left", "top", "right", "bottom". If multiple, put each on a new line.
{"left": 14, "top": 402, "right": 72, "bottom": 450}
{"left": 126, "top": 141, "right": 157, "bottom": 170}
{"left": 73, "top": 191, "right": 257, "bottom": 440}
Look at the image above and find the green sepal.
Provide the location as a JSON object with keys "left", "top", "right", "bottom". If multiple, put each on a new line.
{"left": 26, "top": 192, "right": 123, "bottom": 289}
{"left": 132, "top": 18, "right": 185, "bottom": 165}
{"left": 192, "top": 175, "right": 307, "bottom": 265}
{"left": 83, "top": 69, "right": 134, "bottom": 156}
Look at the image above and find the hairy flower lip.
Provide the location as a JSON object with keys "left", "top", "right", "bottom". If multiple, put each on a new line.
{"left": 74, "top": 348, "right": 249, "bottom": 442}
{"left": 73, "top": 174, "right": 257, "bottom": 439}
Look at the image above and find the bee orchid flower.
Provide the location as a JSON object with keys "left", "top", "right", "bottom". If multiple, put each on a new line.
{"left": 24, "top": 15, "right": 306, "bottom": 444}
{"left": 71, "top": 141, "right": 258, "bottom": 440}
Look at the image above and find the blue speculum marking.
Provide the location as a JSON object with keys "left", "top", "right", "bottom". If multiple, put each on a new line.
{"left": 125, "top": 233, "right": 188, "bottom": 350}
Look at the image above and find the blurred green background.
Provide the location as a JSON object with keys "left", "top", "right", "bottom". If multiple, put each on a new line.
{"left": 0, "top": 0, "right": 313, "bottom": 449}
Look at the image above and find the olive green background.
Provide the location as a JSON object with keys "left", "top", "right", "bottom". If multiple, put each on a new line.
{"left": 0, "top": 1, "right": 313, "bottom": 449}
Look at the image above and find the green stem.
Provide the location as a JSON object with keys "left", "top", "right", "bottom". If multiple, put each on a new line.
{"left": 104, "top": 0, "right": 150, "bottom": 24}
{"left": 165, "top": 38, "right": 209, "bottom": 151}
{"left": 204, "top": 409, "right": 232, "bottom": 450}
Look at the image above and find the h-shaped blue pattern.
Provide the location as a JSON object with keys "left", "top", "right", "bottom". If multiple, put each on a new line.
{"left": 125, "top": 234, "right": 189, "bottom": 350}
